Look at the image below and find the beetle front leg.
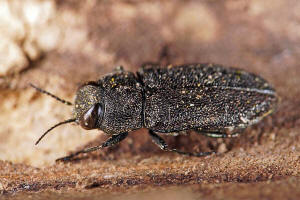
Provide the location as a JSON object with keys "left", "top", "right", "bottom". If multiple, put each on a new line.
{"left": 149, "top": 130, "right": 214, "bottom": 157}
{"left": 56, "top": 132, "right": 128, "bottom": 162}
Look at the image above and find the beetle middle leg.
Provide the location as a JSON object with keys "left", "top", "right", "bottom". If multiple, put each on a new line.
{"left": 56, "top": 132, "right": 128, "bottom": 162}
{"left": 149, "top": 130, "right": 214, "bottom": 157}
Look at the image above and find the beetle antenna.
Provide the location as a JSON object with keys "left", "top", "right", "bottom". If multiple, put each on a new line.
{"left": 30, "top": 83, "right": 73, "bottom": 106}
{"left": 35, "top": 118, "right": 76, "bottom": 145}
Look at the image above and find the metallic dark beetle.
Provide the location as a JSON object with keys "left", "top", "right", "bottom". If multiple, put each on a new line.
{"left": 31, "top": 63, "right": 278, "bottom": 161}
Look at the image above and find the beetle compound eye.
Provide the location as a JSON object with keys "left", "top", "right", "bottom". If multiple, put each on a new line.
{"left": 80, "top": 103, "right": 104, "bottom": 130}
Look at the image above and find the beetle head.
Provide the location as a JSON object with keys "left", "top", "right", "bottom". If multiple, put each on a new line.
{"left": 73, "top": 82, "right": 104, "bottom": 130}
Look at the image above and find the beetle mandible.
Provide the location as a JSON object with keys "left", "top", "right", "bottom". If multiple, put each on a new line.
{"left": 31, "top": 63, "right": 278, "bottom": 162}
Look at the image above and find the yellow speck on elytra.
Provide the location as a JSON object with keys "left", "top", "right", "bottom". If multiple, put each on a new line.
{"left": 196, "top": 95, "right": 201, "bottom": 99}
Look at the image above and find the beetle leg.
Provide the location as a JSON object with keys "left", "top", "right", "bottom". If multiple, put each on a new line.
{"left": 158, "top": 44, "right": 171, "bottom": 66}
{"left": 113, "top": 65, "right": 124, "bottom": 72}
{"left": 195, "top": 129, "right": 242, "bottom": 138}
{"left": 163, "top": 130, "right": 188, "bottom": 136}
{"left": 56, "top": 132, "right": 128, "bottom": 162}
{"left": 149, "top": 130, "right": 214, "bottom": 157}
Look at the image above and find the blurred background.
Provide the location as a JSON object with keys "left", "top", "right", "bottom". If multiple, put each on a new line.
{"left": 0, "top": 0, "right": 299, "bottom": 199}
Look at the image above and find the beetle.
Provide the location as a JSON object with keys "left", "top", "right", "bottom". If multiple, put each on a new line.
{"left": 31, "top": 63, "right": 278, "bottom": 162}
